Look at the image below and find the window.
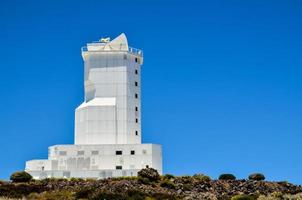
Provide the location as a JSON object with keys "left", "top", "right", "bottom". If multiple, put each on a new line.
{"left": 99, "top": 171, "right": 106, "bottom": 178}
{"left": 59, "top": 151, "right": 67, "bottom": 156}
{"left": 123, "top": 54, "right": 127, "bottom": 59}
{"left": 135, "top": 107, "right": 138, "bottom": 111}
{"left": 91, "top": 151, "right": 99, "bottom": 155}
{"left": 142, "top": 149, "right": 147, "bottom": 154}
{"left": 116, "top": 166, "right": 122, "bottom": 170}
{"left": 135, "top": 118, "right": 138, "bottom": 123}
{"left": 135, "top": 93, "right": 138, "bottom": 99}
{"left": 146, "top": 165, "right": 149, "bottom": 168}
{"left": 135, "top": 131, "right": 138, "bottom": 136}
{"left": 42, "top": 166, "right": 44, "bottom": 171}
{"left": 116, "top": 150, "right": 122, "bottom": 155}
{"left": 63, "top": 171, "right": 70, "bottom": 178}
{"left": 107, "top": 171, "right": 113, "bottom": 177}
{"left": 135, "top": 69, "right": 138, "bottom": 75}
{"left": 135, "top": 57, "right": 138, "bottom": 63}
{"left": 135, "top": 81, "right": 138, "bottom": 86}
{"left": 77, "top": 151, "right": 84, "bottom": 156}
{"left": 131, "top": 150, "right": 135, "bottom": 155}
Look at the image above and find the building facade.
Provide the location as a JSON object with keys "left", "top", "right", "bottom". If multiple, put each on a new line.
{"left": 25, "top": 33, "right": 162, "bottom": 179}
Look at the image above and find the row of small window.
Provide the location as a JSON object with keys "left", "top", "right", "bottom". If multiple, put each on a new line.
{"left": 116, "top": 149, "right": 146, "bottom": 155}
{"left": 116, "top": 150, "right": 134, "bottom": 155}
{"left": 134, "top": 66, "right": 139, "bottom": 134}
{"left": 58, "top": 149, "right": 146, "bottom": 156}
{"left": 123, "top": 55, "right": 140, "bottom": 64}
{"left": 116, "top": 165, "right": 149, "bottom": 170}
{"left": 135, "top": 106, "right": 139, "bottom": 124}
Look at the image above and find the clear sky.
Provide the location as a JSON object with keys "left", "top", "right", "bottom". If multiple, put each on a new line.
{"left": 0, "top": 0, "right": 301, "bottom": 184}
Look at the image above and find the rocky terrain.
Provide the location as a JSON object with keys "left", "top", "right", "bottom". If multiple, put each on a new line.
{"left": 1, "top": 170, "right": 302, "bottom": 200}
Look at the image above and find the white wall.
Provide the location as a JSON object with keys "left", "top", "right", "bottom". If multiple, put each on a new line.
{"left": 26, "top": 144, "right": 162, "bottom": 179}
{"left": 46, "top": 144, "right": 161, "bottom": 171}
{"left": 75, "top": 51, "right": 142, "bottom": 145}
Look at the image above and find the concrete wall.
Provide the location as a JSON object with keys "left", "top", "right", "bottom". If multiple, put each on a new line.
{"left": 26, "top": 144, "right": 162, "bottom": 179}
{"left": 47, "top": 144, "right": 160, "bottom": 171}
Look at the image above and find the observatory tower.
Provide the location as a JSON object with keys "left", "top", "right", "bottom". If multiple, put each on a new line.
{"left": 25, "top": 34, "right": 162, "bottom": 179}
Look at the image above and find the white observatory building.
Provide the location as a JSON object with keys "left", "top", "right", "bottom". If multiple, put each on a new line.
{"left": 25, "top": 33, "right": 163, "bottom": 179}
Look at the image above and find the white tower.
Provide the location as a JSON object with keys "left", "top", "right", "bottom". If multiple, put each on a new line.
{"left": 75, "top": 33, "right": 142, "bottom": 145}
{"left": 25, "top": 34, "right": 162, "bottom": 179}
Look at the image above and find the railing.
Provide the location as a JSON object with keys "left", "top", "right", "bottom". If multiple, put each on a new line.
{"left": 81, "top": 46, "right": 143, "bottom": 57}
{"left": 81, "top": 46, "right": 88, "bottom": 52}
{"left": 129, "top": 47, "right": 143, "bottom": 56}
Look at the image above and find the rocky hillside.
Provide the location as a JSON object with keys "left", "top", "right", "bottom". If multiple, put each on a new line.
{"left": 1, "top": 169, "right": 302, "bottom": 200}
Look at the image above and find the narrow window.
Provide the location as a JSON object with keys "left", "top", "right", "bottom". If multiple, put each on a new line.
{"left": 135, "top": 69, "right": 138, "bottom": 75}
{"left": 131, "top": 150, "right": 135, "bottom": 155}
{"left": 135, "top": 93, "right": 138, "bottom": 99}
{"left": 135, "top": 81, "right": 138, "bottom": 86}
{"left": 77, "top": 151, "right": 84, "bottom": 156}
{"left": 116, "top": 150, "right": 122, "bottom": 155}
{"left": 116, "top": 166, "right": 122, "bottom": 170}
{"left": 123, "top": 54, "right": 127, "bottom": 60}
{"left": 135, "top": 57, "right": 138, "bottom": 63}
{"left": 135, "top": 107, "right": 138, "bottom": 111}
{"left": 135, "top": 131, "right": 138, "bottom": 136}
{"left": 136, "top": 118, "right": 138, "bottom": 123}
{"left": 42, "top": 166, "right": 44, "bottom": 171}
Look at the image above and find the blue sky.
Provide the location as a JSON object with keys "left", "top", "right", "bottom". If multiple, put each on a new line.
{"left": 0, "top": 0, "right": 302, "bottom": 183}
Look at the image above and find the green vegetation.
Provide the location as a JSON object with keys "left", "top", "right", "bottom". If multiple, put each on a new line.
{"left": 1, "top": 169, "right": 301, "bottom": 200}
{"left": 258, "top": 192, "right": 302, "bottom": 200}
{"left": 74, "top": 187, "right": 94, "bottom": 199}
{"left": 162, "top": 173, "right": 175, "bottom": 180}
{"left": 160, "top": 179, "right": 176, "bottom": 189}
{"left": 218, "top": 173, "right": 236, "bottom": 180}
{"left": 248, "top": 173, "right": 265, "bottom": 181}
{"left": 231, "top": 194, "right": 257, "bottom": 200}
{"left": 27, "top": 190, "right": 74, "bottom": 200}
{"left": 9, "top": 171, "right": 32, "bottom": 183}
{"left": 138, "top": 176, "right": 151, "bottom": 184}
{"left": 193, "top": 173, "right": 211, "bottom": 182}
{"left": 178, "top": 175, "right": 194, "bottom": 184}
{"left": 137, "top": 167, "right": 160, "bottom": 182}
